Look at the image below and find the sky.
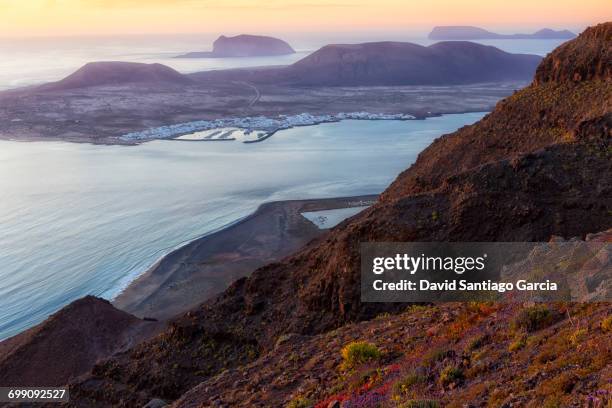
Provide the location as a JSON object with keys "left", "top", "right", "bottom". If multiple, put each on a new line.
{"left": 0, "top": 0, "right": 609, "bottom": 37}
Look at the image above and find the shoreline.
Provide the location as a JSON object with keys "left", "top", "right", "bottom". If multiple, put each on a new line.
{"left": 0, "top": 80, "right": 521, "bottom": 145}
{"left": 113, "top": 194, "right": 377, "bottom": 320}
{"left": 119, "top": 112, "right": 418, "bottom": 143}
{"left": 0, "top": 110, "right": 480, "bottom": 147}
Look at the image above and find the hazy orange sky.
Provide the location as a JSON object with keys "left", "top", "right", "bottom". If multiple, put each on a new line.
{"left": 1, "top": 0, "right": 609, "bottom": 37}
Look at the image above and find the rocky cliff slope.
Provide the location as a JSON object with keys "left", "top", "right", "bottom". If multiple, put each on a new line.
{"left": 0, "top": 297, "right": 160, "bottom": 387}
{"left": 174, "top": 299, "right": 611, "bottom": 407}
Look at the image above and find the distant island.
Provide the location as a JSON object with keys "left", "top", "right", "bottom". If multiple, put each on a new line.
{"left": 0, "top": 41, "right": 540, "bottom": 144}
{"left": 176, "top": 34, "right": 295, "bottom": 58}
{"left": 34, "top": 40, "right": 541, "bottom": 93}
{"left": 429, "top": 26, "right": 576, "bottom": 40}
{"left": 38, "top": 61, "right": 192, "bottom": 91}
{"left": 194, "top": 41, "right": 541, "bottom": 86}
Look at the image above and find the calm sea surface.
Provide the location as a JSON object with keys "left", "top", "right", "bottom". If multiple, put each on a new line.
{"left": 0, "top": 114, "right": 486, "bottom": 340}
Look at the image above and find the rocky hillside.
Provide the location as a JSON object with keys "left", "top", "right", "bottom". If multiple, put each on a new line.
{"left": 173, "top": 299, "right": 611, "bottom": 407}
{"left": 534, "top": 22, "right": 611, "bottom": 84}
{"left": 173, "top": 234, "right": 611, "bottom": 407}
{"left": 53, "top": 22, "right": 611, "bottom": 407}
{"left": 39, "top": 62, "right": 192, "bottom": 91}
{"left": 190, "top": 41, "right": 541, "bottom": 86}
{"left": 0, "top": 297, "right": 160, "bottom": 387}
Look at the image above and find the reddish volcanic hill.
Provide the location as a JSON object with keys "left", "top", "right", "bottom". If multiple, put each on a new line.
{"left": 40, "top": 61, "right": 192, "bottom": 91}
{"left": 534, "top": 22, "right": 611, "bottom": 84}
{"left": 0, "top": 296, "right": 159, "bottom": 387}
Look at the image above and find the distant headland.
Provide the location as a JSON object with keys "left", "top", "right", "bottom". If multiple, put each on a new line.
{"left": 193, "top": 41, "right": 542, "bottom": 86}
{"left": 176, "top": 34, "right": 295, "bottom": 58}
{"left": 38, "top": 61, "right": 192, "bottom": 91}
{"left": 429, "top": 26, "right": 576, "bottom": 40}
{"left": 0, "top": 41, "right": 540, "bottom": 144}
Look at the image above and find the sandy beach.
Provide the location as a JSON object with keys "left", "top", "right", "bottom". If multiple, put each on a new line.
{"left": 113, "top": 195, "right": 377, "bottom": 319}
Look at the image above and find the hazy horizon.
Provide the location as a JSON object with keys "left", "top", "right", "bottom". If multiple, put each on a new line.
{"left": 0, "top": 0, "right": 608, "bottom": 38}
{"left": 0, "top": 26, "right": 591, "bottom": 43}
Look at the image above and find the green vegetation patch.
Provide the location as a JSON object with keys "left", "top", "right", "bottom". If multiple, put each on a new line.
{"left": 569, "top": 328, "right": 588, "bottom": 346}
{"left": 286, "top": 396, "right": 311, "bottom": 408}
{"left": 399, "top": 400, "right": 440, "bottom": 408}
{"left": 465, "top": 333, "right": 490, "bottom": 352}
{"left": 513, "top": 305, "right": 560, "bottom": 332}
{"left": 601, "top": 315, "right": 612, "bottom": 332}
{"left": 439, "top": 365, "right": 464, "bottom": 386}
{"left": 423, "top": 347, "right": 454, "bottom": 366}
{"left": 508, "top": 335, "right": 527, "bottom": 352}
{"left": 392, "top": 371, "right": 427, "bottom": 398}
{"left": 340, "top": 341, "right": 381, "bottom": 369}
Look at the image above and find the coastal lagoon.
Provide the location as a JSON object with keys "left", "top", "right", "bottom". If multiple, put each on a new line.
{"left": 0, "top": 113, "right": 485, "bottom": 340}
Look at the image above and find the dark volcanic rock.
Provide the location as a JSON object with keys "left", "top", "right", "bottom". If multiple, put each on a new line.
{"left": 39, "top": 61, "right": 192, "bottom": 91}
{"left": 429, "top": 25, "right": 576, "bottom": 40}
{"left": 0, "top": 296, "right": 159, "bottom": 387}
{"left": 192, "top": 41, "right": 541, "bottom": 86}
{"left": 170, "top": 301, "right": 611, "bottom": 407}
{"left": 534, "top": 22, "right": 611, "bottom": 84}
{"left": 177, "top": 34, "right": 295, "bottom": 58}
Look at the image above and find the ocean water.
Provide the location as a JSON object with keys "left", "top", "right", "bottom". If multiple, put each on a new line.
{"left": 0, "top": 34, "right": 568, "bottom": 90}
{"left": 0, "top": 113, "right": 485, "bottom": 340}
